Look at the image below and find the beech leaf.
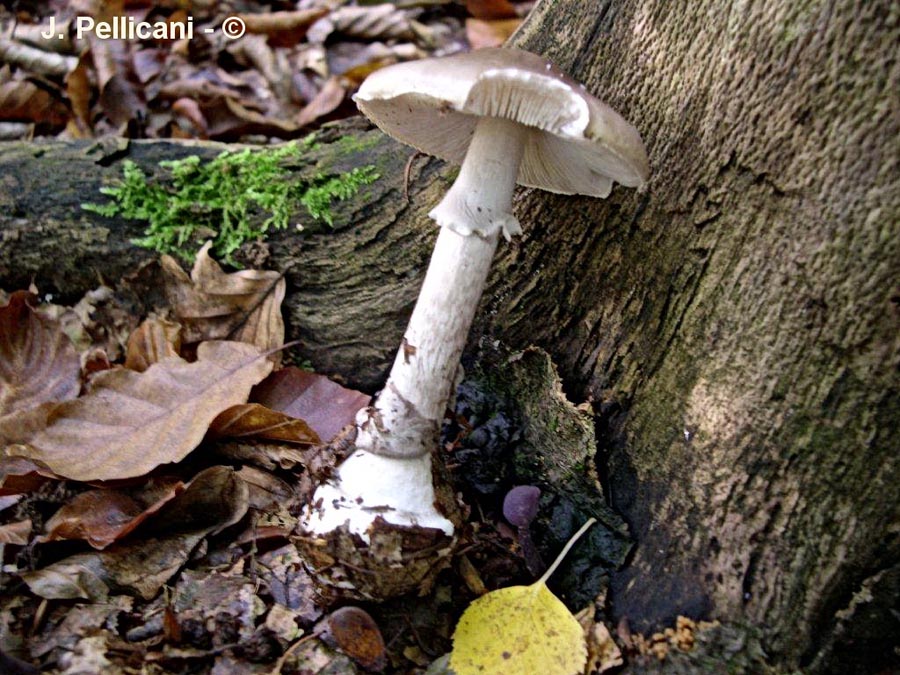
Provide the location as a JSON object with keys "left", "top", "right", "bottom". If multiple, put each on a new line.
{"left": 162, "top": 242, "right": 285, "bottom": 358}
{"left": 250, "top": 367, "right": 369, "bottom": 443}
{"left": 450, "top": 519, "right": 596, "bottom": 675}
{"left": 124, "top": 316, "right": 182, "bottom": 372}
{"left": 10, "top": 341, "right": 273, "bottom": 481}
{"left": 0, "top": 291, "right": 80, "bottom": 417}
{"left": 209, "top": 403, "right": 320, "bottom": 445}
{"left": 39, "top": 476, "right": 183, "bottom": 549}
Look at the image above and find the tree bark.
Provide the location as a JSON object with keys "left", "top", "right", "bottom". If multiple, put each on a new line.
{"left": 1, "top": 0, "right": 897, "bottom": 671}
{"left": 500, "top": 1, "right": 899, "bottom": 672}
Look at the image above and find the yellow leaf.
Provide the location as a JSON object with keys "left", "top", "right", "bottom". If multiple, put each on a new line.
{"left": 450, "top": 581, "right": 587, "bottom": 675}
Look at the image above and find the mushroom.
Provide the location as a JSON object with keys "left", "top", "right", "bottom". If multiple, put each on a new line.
{"left": 503, "top": 484, "right": 544, "bottom": 576}
{"left": 304, "top": 47, "right": 649, "bottom": 542}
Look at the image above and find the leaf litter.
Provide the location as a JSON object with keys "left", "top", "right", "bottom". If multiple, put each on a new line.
{"left": 0, "top": 244, "right": 386, "bottom": 671}
{"left": 0, "top": 0, "right": 532, "bottom": 141}
{"left": 0, "top": 0, "right": 684, "bottom": 671}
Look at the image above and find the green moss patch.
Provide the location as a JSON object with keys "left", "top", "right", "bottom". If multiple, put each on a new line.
{"left": 83, "top": 141, "right": 378, "bottom": 265}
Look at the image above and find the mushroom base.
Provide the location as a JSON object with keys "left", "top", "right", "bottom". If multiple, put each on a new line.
{"left": 302, "top": 447, "right": 455, "bottom": 536}
{"left": 298, "top": 435, "right": 463, "bottom": 602}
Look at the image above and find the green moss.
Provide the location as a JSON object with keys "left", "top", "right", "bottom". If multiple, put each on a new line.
{"left": 335, "top": 133, "right": 381, "bottom": 155}
{"left": 82, "top": 140, "right": 378, "bottom": 266}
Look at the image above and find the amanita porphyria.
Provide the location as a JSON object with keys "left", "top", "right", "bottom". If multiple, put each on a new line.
{"left": 301, "top": 48, "right": 648, "bottom": 596}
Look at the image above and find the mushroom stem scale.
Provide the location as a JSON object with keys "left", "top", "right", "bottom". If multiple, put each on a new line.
{"left": 358, "top": 115, "right": 527, "bottom": 461}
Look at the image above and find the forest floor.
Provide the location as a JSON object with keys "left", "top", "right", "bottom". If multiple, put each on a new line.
{"left": 0, "top": 1, "right": 717, "bottom": 672}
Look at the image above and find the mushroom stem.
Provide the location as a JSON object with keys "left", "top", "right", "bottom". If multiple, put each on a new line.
{"left": 304, "top": 117, "right": 527, "bottom": 537}
{"left": 359, "top": 116, "right": 526, "bottom": 461}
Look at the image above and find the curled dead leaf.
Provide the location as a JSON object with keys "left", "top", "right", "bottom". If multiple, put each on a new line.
{"left": 39, "top": 476, "right": 183, "bottom": 549}
{"left": 0, "top": 456, "right": 54, "bottom": 495}
{"left": 23, "top": 467, "right": 249, "bottom": 601}
{"left": 124, "top": 316, "right": 182, "bottom": 372}
{"left": 0, "top": 79, "right": 68, "bottom": 127}
{"left": 0, "top": 291, "right": 80, "bottom": 417}
{"left": 162, "top": 242, "right": 285, "bottom": 358}
{"left": 296, "top": 76, "right": 347, "bottom": 128}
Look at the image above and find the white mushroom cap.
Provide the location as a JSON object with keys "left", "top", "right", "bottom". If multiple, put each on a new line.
{"left": 354, "top": 47, "right": 649, "bottom": 197}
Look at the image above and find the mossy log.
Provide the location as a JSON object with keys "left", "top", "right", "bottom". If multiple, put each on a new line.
{"left": 1, "top": 0, "right": 898, "bottom": 671}
{"left": 0, "top": 118, "right": 446, "bottom": 390}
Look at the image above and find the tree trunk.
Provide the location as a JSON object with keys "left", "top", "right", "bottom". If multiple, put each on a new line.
{"left": 499, "top": 1, "right": 899, "bottom": 672}
{"left": 1, "top": 0, "right": 897, "bottom": 671}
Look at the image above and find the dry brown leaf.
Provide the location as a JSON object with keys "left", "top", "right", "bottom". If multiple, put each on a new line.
{"left": 37, "top": 285, "right": 137, "bottom": 363}
{"left": 143, "top": 466, "right": 251, "bottom": 536}
{"left": 167, "top": 96, "right": 206, "bottom": 136}
{"left": 28, "top": 597, "right": 132, "bottom": 662}
{"left": 0, "top": 455, "right": 54, "bottom": 495}
{"left": 0, "top": 291, "right": 80, "bottom": 417}
{"left": 209, "top": 403, "right": 320, "bottom": 445}
{"left": 465, "top": 17, "right": 523, "bottom": 49}
{"left": 296, "top": 76, "right": 346, "bottom": 128}
{"left": 131, "top": 47, "right": 166, "bottom": 85}
{"left": 466, "top": 0, "right": 520, "bottom": 19}
{"left": 328, "top": 42, "right": 422, "bottom": 80}
{"left": 228, "top": 34, "right": 292, "bottom": 101}
{"left": 23, "top": 467, "right": 249, "bottom": 600}
{"left": 162, "top": 242, "right": 285, "bottom": 356}
{"left": 235, "top": 464, "right": 294, "bottom": 512}
{"left": 22, "top": 530, "right": 207, "bottom": 601}
{"left": 87, "top": 29, "right": 146, "bottom": 127}
{"left": 250, "top": 367, "right": 369, "bottom": 444}
{"left": 239, "top": 8, "right": 329, "bottom": 46}
{"left": 65, "top": 60, "right": 93, "bottom": 136}
{"left": 9, "top": 341, "right": 273, "bottom": 481}
{"left": 0, "top": 519, "right": 32, "bottom": 545}
{"left": 0, "top": 37, "right": 78, "bottom": 77}
{"left": 39, "top": 476, "right": 182, "bottom": 549}
{"left": 308, "top": 5, "right": 416, "bottom": 44}
{"left": 207, "top": 95, "right": 300, "bottom": 138}
{"left": 41, "top": 490, "right": 145, "bottom": 548}
{"left": 0, "top": 79, "right": 69, "bottom": 126}
{"left": 213, "top": 439, "right": 311, "bottom": 472}
{"left": 256, "top": 544, "right": 322, "bottom": 623}
{"left": 157, "top": 78, "right": 241, "bottom": 102}
{"left": 124, "top": 316, "right": 182, "bottom": 372}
